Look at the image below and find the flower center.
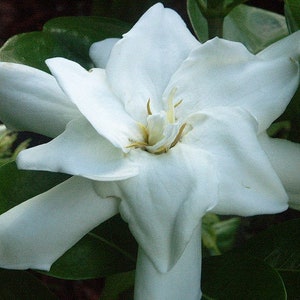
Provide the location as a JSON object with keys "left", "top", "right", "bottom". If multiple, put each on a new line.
{"left": 127, "top": 88, "right": 186, "bottom": 154}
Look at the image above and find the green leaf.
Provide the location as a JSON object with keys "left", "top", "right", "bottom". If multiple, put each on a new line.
{"left": 0, "top": 161, "right": 69, "bottom": 214}
{"left": 101, "top": 270, "right": 135, "bottom": 300}
{"left": 280, "top": 271, "right": 300, "bottom": 299}
{"left": 240, "top": 219, "right": 300, "bottom": 272}
{"left": 187, "top": 0, "right": 209, "bottom": 41}
{"left": 188, "top": 2, "right": 288, "bottom": 52}
{"left": 285, "top": 0, "right": 300, "bottom": 32}
{"left": 224, "top": 5, "right": 288, "bottom": 53}
{"left": 44, "top": 215, "right": 137, "bottom": 280}
{"left": 0, "top": 17, "right": 131, "bottom": 72}
{"left": 202, "top": 253, "right": 287, "bottom": 299}
{"left": 43, "top": 16, "right": 131, "bottom": 69}
{"left": 239, "top": 218, "right": 300, "bottom": 298}
{"left": 0, "top": 270, "right": 57, "bottom": 299}
{"left": 0, "top": 32, "right": 68, "bottom": 73}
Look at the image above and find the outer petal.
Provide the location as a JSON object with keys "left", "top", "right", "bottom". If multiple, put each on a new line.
{"left": 0, "top": 176, "right": 119, "bottom": 270}
{"left": 46, "top": 58, "right": 142, "bottom": 151}
{"left": 258, "top": 132, "right": 300, "bottom": 209}
{"left": 0, "top": 62, "right": 79, "bottom": 138}
{"left": 134, "top": 224, "right": 202, "bottom": 300}
{"left": 258, "top": 31, "right": 300, "bottom": 60}
{"left": 106, "top": 3, "right": 199, "bottom": 122}
{"left": 183, "top": 107, "right": 289, "bottom": 216}
{"left": 94, "top": 144, "right": 218, "bottom": 272}
{"left": 89, "top": 38, "right": 119, "bottom": 68}
{"left": 166, "top": 38, "right": 299, "bottom": 132}
{"left": 17, "top": 118, "right": 138, "bottom": 181}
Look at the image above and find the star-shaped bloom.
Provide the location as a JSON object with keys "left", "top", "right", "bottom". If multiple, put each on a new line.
{"left": 0, "top": 3, "right": 300, "bottom": 299}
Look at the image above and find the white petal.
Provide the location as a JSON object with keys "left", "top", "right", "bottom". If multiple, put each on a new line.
{"left": 258, "top": 31, "right": 300, "bottom": 60}
{"left": 183, "top": 107, "right": 289, "bottom": 216}
{"left": 106, "top": 3, "right": 199, "bottom": 122}
{"left": 89, "top": 38, "right": 119, "bottom": 68}
{"left": 17, "top": 118, "right": 138, "bottom": 181}
{"left": 0, "top": 62, "right": 79, "bottom": 137}
{"left": 0, "top": 176, "right": 119, "bottom": 270}
{"left": 95, "top": 144, "right": 218, "bottom": 272}
{"left": 46, "top": 58, "right": 142, "bottom": 151}
{"left": 258, "top": 132, "right": 300, "bottom": 209}
{"left": 166, "top": 38, "right": 299, "bottom": 132}
{"left": 134, "top": 224, "right": 202, "bottom": 300}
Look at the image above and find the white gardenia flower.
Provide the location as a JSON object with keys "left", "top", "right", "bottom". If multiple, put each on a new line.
{"left": 0, "top": 3, "right": 300, "bottom": 299}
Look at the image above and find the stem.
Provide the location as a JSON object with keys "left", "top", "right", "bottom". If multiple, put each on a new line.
{"left": 206, "top": 0, "right": 225, "bottom": 39}
{"left": 134, "top": 223, "right": 202, "bottom": 300}
{"left": 207, "top": 17, "right": 224, "bottom": 39}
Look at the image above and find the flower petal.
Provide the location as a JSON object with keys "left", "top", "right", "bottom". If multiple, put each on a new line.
{"left": 94, "top": 144, "right": 218, "bottom": 272}
{"left": 258, "top": 132, "right": 300, "bottom": 210}
{"left": 46, "top": 58, "right": 142, "bottom": 151}
{"left": 258, "top": 31, "right": 300, "bottom": 60}
{"left": 0, "top": 176, "right": 119, "bottom": 270}
{"left": 134, "top": 224, "right": 202, "bottom": 300}
{"left": 0, "top": 62, "right": 79, "bottom": 137}
{"left": 106, "top": 3, "right": 199, "bottom": 122}
{"left": 89, "top": 38, "right": 120, "bottom": 68}
{"left": 166, "top": 38, "right": 299, "bottom": 132}
{"left": 17, "top": 118, "right": 138, "bottom": 181}
{"left": 183, "top": 106, "right": 289, "bottom": 216}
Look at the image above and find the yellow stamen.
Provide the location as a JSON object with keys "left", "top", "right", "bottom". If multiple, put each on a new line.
{"left": 137, "top": 122, "right": 149, "bottom": 142}
{"left": 126, "top": 141, "right": 148, "bottom": 149}
{"left": 166, "top": 87, "right": 178, "bottom": 123}
{"left": 170, "top": 123, "right": 186, "bottom": 148}
{"left": 174, "top": 99, "right": 183, "bottom": 108}
{"left": 147, "top": 99, "right": 152, "bottom": 115}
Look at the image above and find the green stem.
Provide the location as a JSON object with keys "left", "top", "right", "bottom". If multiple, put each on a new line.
{"left": 206, "top": 0, "right": 225, "bottom": 38}
{"left": 207, "top": 16, "right": 224, "bottom": 39}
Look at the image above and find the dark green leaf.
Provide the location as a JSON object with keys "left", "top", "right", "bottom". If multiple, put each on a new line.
{"left": 285, "top": 0, "right": 300, "bottom": 32}
{"left": 0, "top": 270, "right": 57, "bottom": 299}
{"left": 187, "top": 0, "right": 209, "bottom": 42}
{"left": 44, "top": 215, "right": 137, "bottom": 280}
{"left": 101, "top": 270, "right": 135, "bottom": 300}
{"left": 240, "top": 219, "right": 300, "bottom": 272}
{"left": 202, "top": 253, "right": 287, "bottom": 299}
{"left": 43, "top": 16, "right": 131, "bottom": 69}
{"left": 0, "top": 32, "right": 68, "bottom": 72}
{"left": 0, "top": 17, "right": 131, "bottom": 72}
{"left": 280, "top": 271, "right": 300, "bottom": 299}
{"left": 0, "top": 161, "right": 69, "bottom": 214}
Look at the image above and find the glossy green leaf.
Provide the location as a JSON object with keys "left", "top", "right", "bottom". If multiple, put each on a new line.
{"left": 44, "top": 215, "right": 137, "bottom": 280}
{"left": 43, "top": 16, "right": 131, "bottom": 69}
{"left": 0, "top": 32, "right": 68, "bottom": 73}
{"left": 187, "top": 0, "right": 209, "bottom": 41}
{"left": 0, "top": 270, "right": 57, "bottom": 299}
{"left": 285, "top": 0, "right": 300, "bottom": 32}
{"left": 202, "top": 253, "right": 287, "bottom": 299}
{"left": 0, "top": 161, "right": 69, "bottom": 214}
{"left": 188, "top": 2, "right": 288, "bottom": 53}
{"left": 0, "top": 17, "right": 131, "bottom": 72}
